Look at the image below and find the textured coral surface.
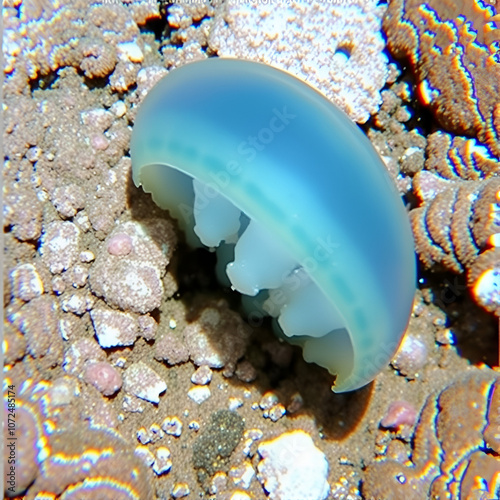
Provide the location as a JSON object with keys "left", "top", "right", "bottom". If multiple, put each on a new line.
{"left": 382, "top": 0, "right": 500, "bottom": 317}
{"left": 3, "top": 1, "right": 500, "bottom": 499}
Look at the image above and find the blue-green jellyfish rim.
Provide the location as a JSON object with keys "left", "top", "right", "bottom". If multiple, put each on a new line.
{"left": 131, "top": 58, "right": 417, "bottom": 392}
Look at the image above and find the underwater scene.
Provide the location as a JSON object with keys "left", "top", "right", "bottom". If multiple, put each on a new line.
{"left": 3, "top": 0, "right": 500, "bottom": 498}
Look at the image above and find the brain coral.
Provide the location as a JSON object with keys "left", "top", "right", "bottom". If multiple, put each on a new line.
{"left": 383, "top": 0, "right": 500, "bottom": 156}
{"left": 207, "top": 0, "right": 389, "bottom": 123}
{"left": 363, "top": 370, "right": 500, "bottom": 500}
{"left": 383, "top": 0, "right": 500, "bottom": 316}
{"left": 3, "top": 0, "right": 159, "bottom": 95}
{"left": 3, "top": 376, "right": 152, "bottom": 498}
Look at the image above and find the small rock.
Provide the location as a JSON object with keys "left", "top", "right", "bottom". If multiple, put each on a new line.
{"left": 189, "top": 421, "right": 200, "bottom": 431}
{"left": 235, "top": 360, "right": 257, "bottom": 383}
{"left": 257, "top": 430, "right": 329, "bottom": 500}
{"left": 91, "top": 133, "right": 109, "bottom": 151}
{"left": 188, "top": 385, "right": 211, "bottom": 404}
{"left": 435, "top": 328, "right": 455, "bottom": 345}
{"left": 138, "top": 314, "right": 157, "bottom": 341}
{"left": 107, "top": 232, "right": 133, "bottom": 256}
{"left": 229, "top": 397, "right": 243, "bottom": 411}
{"left": 229, "top": 492, "right": 252, "bottom": 500}
{"left": 137, "top": 427, "right": 151, "bottom": 445}
{"left": 52, "top": 275, "right": 65, "bottom": 295}
{"left": 90, "top": 307, "right": 138, "bottom": 348}
{"left": 229, "top": 462, "right": 255, "bottom": 489}
{"left": 61, "top": 292, "right": 94, "bottom": 315}
{"left": 10, "top": 263, "right": 44, "bottom": 301}
{"left": 154, "top": 332, "right": 189, "bottom": 364}
{"left": 123, "top": 361, "right": 166, "bottom": 404}
{"left": 171, "top": 482, "right": 190, "bottom": 498}
{"left": 110, "top": 100, "right": 127, "bottom": 118}
{"left": 287, "top": 393, "right": 304, "bottom": 414}
{"left": 266, "top": 404, "right": 286, "bottom": 422}
{"left": 79, "top": 250, "right": 95, "bottom": 263}
{"left": 116, "top": 41, "right": 144, "bottom": 63}
{"left": 80, "top": 108, "right": 114, "bottom": 130}
{"left": 183, "top": 301, "right": 251, "bottom": 369}
{"left": 259, "top": 392, "right": 279, "bottom": 411}
{"left": 62, "top": 337, "right": 106, "bottom": 376}
{"left": 392, "top": 334, "right": 428, "bottom": 378}
{"left": 153, "top": 446, "right": 172, "bottom": 475}
{"left": 40, "top": 221, "right": 80, "bottom": 274}
{"left": 161, "top": 416, "right": 183, "bottom": 437}
{"left": 9, "top": 296, "right": 62, "bottom": 367}
{"left": 89, "top": 220, "right": 176, "bottom": 314}
{"left": 83, "top": 361, "right": 122, "bottom": 396}
{"left": 191, "top": 365, "right": 213, "bottom": 385}
{"left": 51, "top": 184, "right": 86, "bottom": 218}
{"left": 193, "top": 410, "right": 244, "bottom": 476}
{"left": 71, "top": 264, "right": 88, "bottom": 288}
{"left": 149, "top": 423, "right": 163, "bottom": 442}
{"left": 381, "top": 400, "right": 418, "bottom": 431}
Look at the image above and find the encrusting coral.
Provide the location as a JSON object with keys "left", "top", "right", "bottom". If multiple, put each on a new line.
{"left": 363, "top": 370, "right": 500, "bottom": 500}
{"left": 3, "top": 0, "right": 160, "bottom": 94}
{"left": 3, "top": 375, "right": 152, "bottom": 498}
{"left": 383, "top": 0, "right": 500, "bottom": 316}
{"left": 383, "top": 0, "right": 500, "bottom": 155}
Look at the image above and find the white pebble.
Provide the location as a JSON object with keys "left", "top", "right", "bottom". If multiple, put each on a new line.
{"left": 161, "top": 416, "right": 183, "bottom": 437}
{"left": 58, "top": 318, "right": 72, "bottom": 341}
{"left": 61, "top": 293, "right": 93, "bottom": 315}
{"left": 188, "top": 421, "right": 200, "bottom": 431}
{"left": 110, "top": 100, "right": 127, "bottom": 118}
{"left": 90, "top": 308, "right": 138, "bottom": 348}
{"left": 229, "top": 462, "right": 255, "bottom": 489}
{"left": 187, "top": 385, "right": 211, "bottom": 404}
{"left": 171, "top": 483, "right": 190, "bottom": 498}
{"left": 123, "top": 361, "right": 166, "bottom": 404}
{"left": 137, "top": 427, "right": 150, "bottom": 444}
{"left": 242, "top": 429, "right": 263, "bottom": 456}
{"left": 153, "top": 446, "right": 172, "bottom": 475}
{"left": 473, "top": 268, "right": 500, "bottom": 309}
{"left": 257, "top": 430, "right": 329, "bottom": 500}
{"left": 259, "top": 392, "right": 279, "bottom": 410}
{"left": 230, "top": 492, "right": 252, "bottom": 500}
{"left": 40, "top": 221, "right": 80, "bottom": 274}
{"left": 149, "top": 423, "right": 163, "bottom": 442}
{"left": 229, "top": 397, "right": 243, "bottom": 411}
{"left": 79, "top": 250, "right": 95, "bottom": 263}
{"left": 265, "top": 404, "right": 286, "bottom": 422}
{"left": 10, "top": 263, "right": 44, "bottom": 301}
{"left": 116, "top": 41, "right": 144, "bottom": 63}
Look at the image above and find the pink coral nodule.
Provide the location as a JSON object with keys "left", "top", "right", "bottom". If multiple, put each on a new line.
{"left": 381, "top": 400, "right": 418, "bottom": 430}
{"left": 83, "top": 361, "right": 122, "bottom": 396}
{"left": 106, "top": 232, "right": 133, "bottom": 256}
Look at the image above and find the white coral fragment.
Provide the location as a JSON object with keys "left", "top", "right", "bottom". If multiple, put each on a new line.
{"left": 257, "top": 430, "right": 329, "bottom": 500}
{"left": 123, "top": 361, "right": 166, "bottom": 404}
{"left": 208, "top": 0, "right": 388, "bottom": 123}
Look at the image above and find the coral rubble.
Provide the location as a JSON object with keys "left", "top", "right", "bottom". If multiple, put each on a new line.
{"left": 363, "top": 371, "right": 500, "bottom": 499}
